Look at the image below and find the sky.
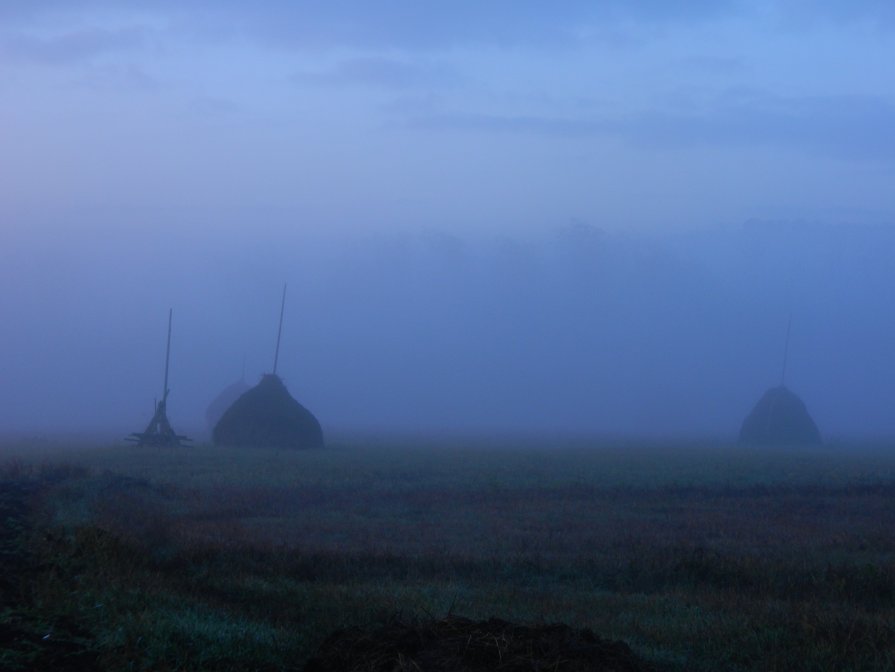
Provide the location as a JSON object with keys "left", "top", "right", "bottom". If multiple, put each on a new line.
{"left": 2, "top": 2, "right": 895, "bottom": 440}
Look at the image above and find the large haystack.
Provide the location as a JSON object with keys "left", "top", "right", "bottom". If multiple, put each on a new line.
{"left": 205, "top": 378, "right": 251, "bottom": 430}
{"left": 212, "top": 374, "right": 323, "bottom": 449}
{"left": 739, "top": 385, "right": 822, "bottom": 445}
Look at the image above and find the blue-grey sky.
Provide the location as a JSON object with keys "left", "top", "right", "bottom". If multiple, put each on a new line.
{"left": 2, "top": 3, "right": 895, "bottom": 439}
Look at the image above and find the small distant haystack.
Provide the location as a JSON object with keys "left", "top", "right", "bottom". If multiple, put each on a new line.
{"left": 205, "top": 378, "right": 251, "bottom": 430}
{"left": 127, "top": 308, "right": 190, "bottom": 447}
{"left": 739, "top": 385, "right": 822, "bottom": 445}
{"left": 212, "top": 374, "right": 323, "bottom": 449}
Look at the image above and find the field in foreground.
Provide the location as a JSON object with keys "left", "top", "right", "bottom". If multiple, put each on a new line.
{"left": 2, "top": 438, "right": 894, "bottom": 671}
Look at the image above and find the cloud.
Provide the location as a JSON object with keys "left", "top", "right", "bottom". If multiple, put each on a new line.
{"left": 293, "top": 56, "right": 464, "bottom": 91}
{"left": 776, "top": 1, "right": 895, "bottom": 28}
{"left": 189, "top": 95, "right": 242, "bottom": 118}
{"left": 77, "top": 63, "right": 161, "bottom": 92}
{"left": 219, "top": 1, "right": 747, "bottom": 50}
{"left": 400, "top": 91, "right": 895, "bottom": 163}
{"left": 404, "top": 110, "right": 600, "bottom": 136}
{"left": 0, "top": 27, "right": 145, "bottom": 65}
{"left": 8, "top": 2, "right": 895, "bottom": 57}
{"left": 615, "top": 93, "right": 895, "bottom": 161}
{"left": 3, "top": 1, "right": 743, "bottom": 52}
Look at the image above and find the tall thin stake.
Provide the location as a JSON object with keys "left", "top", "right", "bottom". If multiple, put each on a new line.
{"left": 780, "top": 314, "right": 792, "bottom": 386}
{"left": 272, "top": 283, "right": 287, "bottom": 375}
{"left": 163, "top": 308, "right": 172, "bottom": 400}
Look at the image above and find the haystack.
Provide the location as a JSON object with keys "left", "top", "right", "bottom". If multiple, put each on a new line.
{"left": 212, "top": 374, "right": 323, "bottom": 449}
{"left": 127, "top": 309, "right": 190, "bottom": 447}
{"left": 739, "top": 385, "right": 822, "bottom": 445}
{"left": 205, "top": 378, "right": 251, "bottom": 430}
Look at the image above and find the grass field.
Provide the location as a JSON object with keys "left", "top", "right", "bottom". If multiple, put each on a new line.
{"left": 2, "top": 437, "right": 895, "bottom": 670}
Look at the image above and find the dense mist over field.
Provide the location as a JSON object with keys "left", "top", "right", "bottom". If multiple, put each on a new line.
{"left": 2, "top": 2, "right": 895, "bottom": 440}
{"left": 3, "top": 221, "right": 894, "bottom": 439}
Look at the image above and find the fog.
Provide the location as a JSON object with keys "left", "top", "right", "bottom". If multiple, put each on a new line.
{"left": 2, "top": 3, "right": 895, "bottom": 441}
{"left": 2, "top": 220, "right": 894, "bottom": 440}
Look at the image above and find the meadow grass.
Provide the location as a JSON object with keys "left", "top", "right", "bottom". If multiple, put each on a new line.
{"left": 2, "top": 437, "right": 895, "bottom": 670}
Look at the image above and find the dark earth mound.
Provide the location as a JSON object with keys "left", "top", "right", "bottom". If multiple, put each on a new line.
{"left": 739, "top": 385, "right": 822, "bottom": 445}
{"left": 205, "top": 378, "right": 251, "bottom": 429}
{"left": 303, "top": 616, "right": 651, "bottom": 672}
{"left": 213, "top": 373, "right": 324, "bottom": 449}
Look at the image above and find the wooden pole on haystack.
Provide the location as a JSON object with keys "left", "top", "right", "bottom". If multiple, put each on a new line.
{"left": 273, "top": 283, "right": 287, "bottom": 375}
{"left": 163, "top": 308, "right": 172, "bottom": 401}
